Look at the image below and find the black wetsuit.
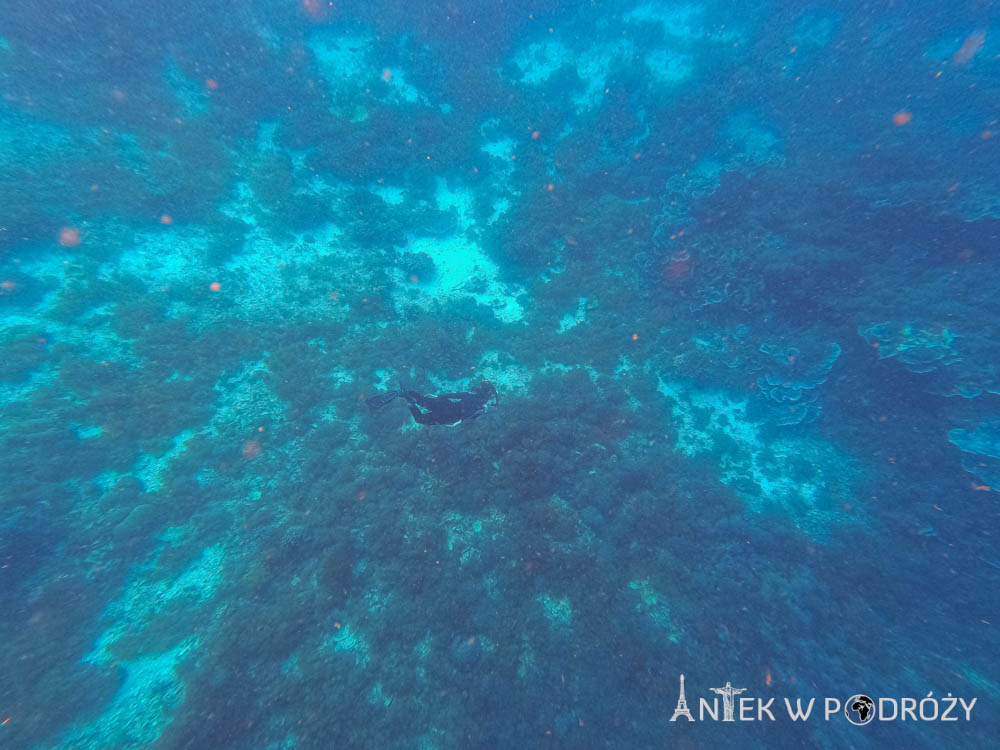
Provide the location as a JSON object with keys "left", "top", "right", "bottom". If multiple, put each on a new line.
{"left": 400, "top": 389, "right": 492, "bottom": 426}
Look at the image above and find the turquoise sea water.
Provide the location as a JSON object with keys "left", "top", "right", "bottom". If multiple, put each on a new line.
{"left": 2, "top": 1, "right": 999, "bottom": 747}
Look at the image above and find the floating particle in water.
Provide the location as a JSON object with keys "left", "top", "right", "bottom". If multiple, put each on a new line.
{"left": 205, "top": 78, "right": 218, "bottom": 90}
{"left": 160, "top": 214, "right": 173, "bottom": 225}
{"left": 382, "top": 68, "right": 392, "bottom": 82}
{"left": 301, "top": 0, "right": 330, "bottom": 21}
{"left": 209, "top": 281, "right": 221, "bottom": 292}
{"left": 242, "top": 440, "right": 261, "bottom": 459}
{"left": 59, "top": 227, "right": 80, "bottom": 246}
{"left": 664, "top": 248, "right": 691, "bottom": 283}
{"left": 953, "top": 30, "right": 986, "bottom": 65}
{"left": 893, "top": 111, "right": 912, "bottom": 126}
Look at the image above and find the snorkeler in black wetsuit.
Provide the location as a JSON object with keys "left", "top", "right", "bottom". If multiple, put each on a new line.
{"left": 365, "top": 381, "right": 498, "bottom": 426}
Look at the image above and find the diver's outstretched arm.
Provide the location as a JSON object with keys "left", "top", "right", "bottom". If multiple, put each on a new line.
{"left": 401, "top": 390, "right": 437, "bottom": 409}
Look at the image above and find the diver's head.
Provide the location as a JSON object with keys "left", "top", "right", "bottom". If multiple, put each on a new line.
{"left": 475, "top": 379, "right": 498, "bottom": 402}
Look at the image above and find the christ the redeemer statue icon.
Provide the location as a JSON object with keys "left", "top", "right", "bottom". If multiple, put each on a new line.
{"left": 710, "top": 682, "right": 747, "bottom": 722}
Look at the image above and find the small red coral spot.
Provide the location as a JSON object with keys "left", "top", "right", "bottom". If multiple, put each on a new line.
{"left": 209, "top": 281, "right": 221, "bottom": 292}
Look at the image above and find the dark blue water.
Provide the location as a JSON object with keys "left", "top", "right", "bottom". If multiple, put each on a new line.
{"left": 1, "top": 1, "right": 998, "bottom": 747}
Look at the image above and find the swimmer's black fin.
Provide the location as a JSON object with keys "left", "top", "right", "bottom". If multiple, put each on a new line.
{"left": 365, "top": 390, "right": 402, "bottom": 413}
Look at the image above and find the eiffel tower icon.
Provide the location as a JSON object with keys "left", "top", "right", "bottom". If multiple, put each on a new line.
{"left": 670, "top": 674, "right": 695, "bottom": 722}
